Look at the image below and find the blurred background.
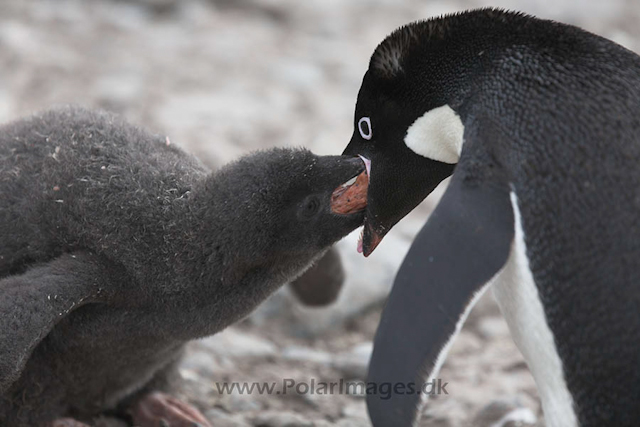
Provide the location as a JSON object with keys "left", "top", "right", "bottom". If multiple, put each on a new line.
{"left": 1, "top": 1, "right": 638, "bottom": 426}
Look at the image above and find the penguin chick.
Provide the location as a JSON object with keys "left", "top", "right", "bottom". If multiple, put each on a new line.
{"left": 0, "top": 106, "right": 366, "bottom": 426}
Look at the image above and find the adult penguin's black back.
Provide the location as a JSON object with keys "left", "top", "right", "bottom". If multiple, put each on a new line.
{"left": 342, "top": 9, "right": 640, "bottom": 427}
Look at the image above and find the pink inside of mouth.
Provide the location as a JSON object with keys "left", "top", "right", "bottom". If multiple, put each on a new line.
{"left": 358, "top": 155, "right": 371, "bottom": 181}
{"left": 357, "top": 229, "right": 364, "bottom": 253}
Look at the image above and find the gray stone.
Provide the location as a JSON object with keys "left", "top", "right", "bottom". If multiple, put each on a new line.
{"left": 335, "top": 419, "right": 370, "bottom": 427}
{"left": 281, "top": 346, "right": 333, "bottom": 365}
{"left": 251, "top": 411, "right": 314, "bottom": 427}
{"left": 93, "top": 72, "right": 143, "bottom": 105}
{"left": 179, "top": 348, "right": 225, "bottom": 376}
{"left": 205, "top": 408, "right": 252, "bottom": 427}
{"left": 336, "top": 400, "right": 371, "bottom": 427}
{"left": 219, "top": 392, "right": 263, "bottom": 412}
{"left": 269, "top": 60, "right": 324, "bottom": 89}
{"left": 476, "top": 316, "right": 511, "bottom": 340}
{"left": 332, "top": 342, "right": 372, "bottom": 381}
{"left": 472, "top": 399, "right": 537, "bottom": 427}
{"left": 199, "top": 328, "right": 277, "bottom": 359}
{"left": 0, "top": 86, "right": 11, "bottom": 124}
{"left": 340, "top": 401, "right": 368, "bottom": 420}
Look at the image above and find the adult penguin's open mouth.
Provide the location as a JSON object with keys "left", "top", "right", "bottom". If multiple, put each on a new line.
{"left": 341, "top": 145, "right": 455, "bottom": 257}
{"left": 341, "top": 154, "right": 391, "bottom": 258}
{"left": 354, "top": 156, "right": 376, "bottom": 254}
{"left": 330, "top": 156, "right": 374, "bottom": 254}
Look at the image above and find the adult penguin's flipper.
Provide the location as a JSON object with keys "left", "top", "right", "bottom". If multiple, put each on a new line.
{"left": 366, "top": 169, "right": 515, "bottom": 427}
{"left": 0, "top": 252, "right": 116, "bottom": 393}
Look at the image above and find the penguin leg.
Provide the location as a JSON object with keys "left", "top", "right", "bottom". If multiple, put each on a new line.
{"left": 0, "top": 252, "right": 119, "bottom": 394}
{"left": 118, "top": 354, "right": 211, "bottom": 427}
{"left": 129, "top": 392, "right": 212, "bottom": 427}
{"left": 366, "top": 170, "right": 515, "bottom": 426}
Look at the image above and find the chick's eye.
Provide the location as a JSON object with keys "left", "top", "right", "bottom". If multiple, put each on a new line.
{"left": 358, "top": 117, "right": 372, "bottom": 140}
{"left": 299, "top": 196, "right": 320, "bottom": 220}
{"left": 305, "top": 198, "right": 319, "bottom": 214}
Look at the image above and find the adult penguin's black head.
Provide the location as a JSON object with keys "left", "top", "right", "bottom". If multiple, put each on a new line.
{"left": 343, "top": 11, "right": 514, "bottom": 255}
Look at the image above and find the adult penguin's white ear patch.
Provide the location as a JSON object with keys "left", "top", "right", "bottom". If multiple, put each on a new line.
{"left": 404, "top": 105, "right": 464, "bottom": 164}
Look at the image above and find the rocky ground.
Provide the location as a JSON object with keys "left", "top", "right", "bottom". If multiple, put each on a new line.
{"left": 1, "top": 1, "right": 638, "bottom": 426}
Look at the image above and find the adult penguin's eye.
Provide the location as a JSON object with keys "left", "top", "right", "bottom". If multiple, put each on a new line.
{"left": 358, "top": 117, "right": 372, "bottom": 140}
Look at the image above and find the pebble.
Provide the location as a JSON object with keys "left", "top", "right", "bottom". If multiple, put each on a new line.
{"left": 205, "top": 408, "right": 253, "bottom": 427}
{"left": 476, "top": 316, "right": 511, "bottom": 340}
{"left": 472, "top": 399, "right": 537, "bottom": 427}
{"left": 0, "top": 86, "right": 11, "bottom": 124}
{"left": 340, "top": 401, "right": 368, "bottom": 420}
{"left": 281, "top": 346, "right": 333, "bottom": 365}
{"left": 332, "top": 342, "right": 372, "bottom": 381}
{"left": 219, "top": 392, "right": 263, "bottom": 412}
{"left": 334, "top": 419, "right": 370, "bottom": 427}
{"left": 448, "top": 330, "right": 484, "bottom": 356}
{"left": 180, "top": 348, "right": 225, "bottom": 375}
{"left": 93, "top": 72, "right": 144, "bottom": 106}
{"left": 199, "top": 328, "right": 277, "bottom": 359}
{"left": 251, "top": 411, "right": 314, "bottom": 427}
{"left": 276, "top": 342, "right": 372, "bottom": 383}
{"left": 269, "top": 60, "right": 324, "bottom": 90}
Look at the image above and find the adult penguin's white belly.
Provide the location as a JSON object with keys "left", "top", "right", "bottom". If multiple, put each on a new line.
{"left": 491, "top": 193, "right": 579, "bottom": 427}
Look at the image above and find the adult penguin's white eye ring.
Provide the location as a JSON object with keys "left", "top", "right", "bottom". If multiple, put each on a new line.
{"left": 358, "top": 117, "right": 372, "bottom": 140}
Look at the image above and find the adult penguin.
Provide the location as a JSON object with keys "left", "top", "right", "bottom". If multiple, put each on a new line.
{"left": 342, "top": 9, "right": 640, "bottom": 427}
